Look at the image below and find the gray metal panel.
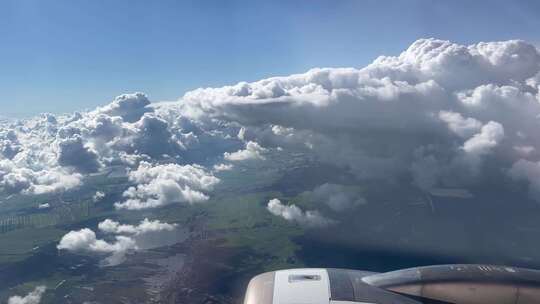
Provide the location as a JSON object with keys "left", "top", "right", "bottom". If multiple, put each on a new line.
{"left": 244, "top": 271, "right": 275, "bottom": 304}
{"left": 327, "top": 269, "right": 355, "bottom": 301}
{"left": 517, "top": 286, "right": 540, "bottom": 304}
{"left": 272, "top": 268, "right": 330, "bottom": 304}
{"left": 327, "top": 269, "right": 423, "bottom": 304}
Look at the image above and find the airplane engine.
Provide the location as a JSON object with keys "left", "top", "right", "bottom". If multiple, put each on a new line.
{"left": 244, "top": 264, "right": 540, "bottom": 304}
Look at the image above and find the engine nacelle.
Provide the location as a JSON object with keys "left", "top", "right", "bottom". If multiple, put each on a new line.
{"left": 244, "top": 265, "right": 540, "bottom": 304}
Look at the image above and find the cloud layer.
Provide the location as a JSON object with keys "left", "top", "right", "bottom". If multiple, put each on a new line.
{"left": 0, "top": 93, "right": 229, "bottom": 195}
{"left": 1, "top": 38, "right": 540, "bottom": 205}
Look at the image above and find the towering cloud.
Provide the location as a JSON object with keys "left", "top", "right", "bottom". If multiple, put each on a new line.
{"left": 94, "top": 92, "right": 152, "bottom": 123}
{"left": 178, "top": 38, "right": 540, "bottom": 195}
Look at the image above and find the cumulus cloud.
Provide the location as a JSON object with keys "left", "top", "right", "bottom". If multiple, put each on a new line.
{"left": 57, "top": 218, "right": 179, "bottom": 266}
{"left": 462, "top": 121, "right": 504, "bottom": 156}
{"left": 438, "top": 111, "right": 482, "bottom": 138}
{"left": 177, "top": 38, "right": 540, "bottom": 194}
{"left": 8, "top": 286, "right": 46, "bottom": 304}
{"left": 57, "top": 228, "right": 137, "bottom": 266}
{"left": 303, "top": 183, "right": 366, "bottom": 212}
{"left": 57, "top": 134, "right": 100, "bottom": 173}
{"left": 114, "top": 161, "right": 219, "bottom": 210}
{"left": 213, "top": 163, "right": 233, "bottom": 171}
{"left": 267, "top": 198, "right": 334, "bottom": 228}
{"left": 98, "top": 218, "right": 177, "bottom": 235}
{"left": 223, "top": 141, "right": 267, "bottom": 161}
{"left": 2, "top": 37, "right": 540, "bottom": 205}
{"left": 126, "top": 113, "right": 184, "bottom": 158}
{"left": 0, "top": 130, "right": 21, "bottom": 159}
{"left": 458, "top": 121, "right": 505, "bottom": 175}
{"left": 37, "top": 203, "right": 50, "bottom": 209}
{"left": 92, "top": 191, "right": 105, "bottom": 202}
{"left": 0, "top": 91, "right": 230, "bottom": 195}
{"left": 95, "top": 92, "right": 152, "bottom": 123}
{"left": 0, "top": 161, "right": 82, "bottom": 194}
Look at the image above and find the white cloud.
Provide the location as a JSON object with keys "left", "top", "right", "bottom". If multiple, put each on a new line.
{"left": 223, "top": 141, "right": 267, "bottom": 161}
{"left": 94, "top": 92, "right": 152, "bottom": 123}
{"left": 58, "top": 218, "right": 179, "bottom": 266}
{"left": 304, "top": 183, "right": 366, "bottom": 212}
{"left": 125, "top": 113, "right": 184, "bottom": 158}
{"left": 98, "top": 218, "right": 176, "bottom": 235}
{"left": 0, "top": 91, "right": 226, "bottom": 195}
{"left": 37, "top": 203, "right": 50, "bottom": 209}
{"left": 213, "top": 163, "right": 233, "bottom": 171}
{"left": 92, "top": 191, "right": 105, "bottom": 202}
{"left": 176, "top": 38, "right": 540, "bottom": 192}
{"left": 1, "top": 38, "right": 540, "bottom": 202}
{"left": 57, "top": 228, "right": 137, "bottom": 266}
{"left": 462, "top": 121, "right": 504, "bottom": 156}
{"left": 8, "top": 286, "right": 46, "bottom": 304}
{"left": 438, "top": 111, "right": 482, "bottom": 138}
{"left": 114, "top": 161, "right": 219, "bottom": 210}
{"left": 266, "top": 198, "right": 334, "bottom": 228}
{"left": 0, "top": 161, "right": 82, "bottom": 195}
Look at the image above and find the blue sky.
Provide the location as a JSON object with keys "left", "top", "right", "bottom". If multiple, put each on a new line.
{"left": 1, "top": 0, "right": 539, "bottom": 117}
